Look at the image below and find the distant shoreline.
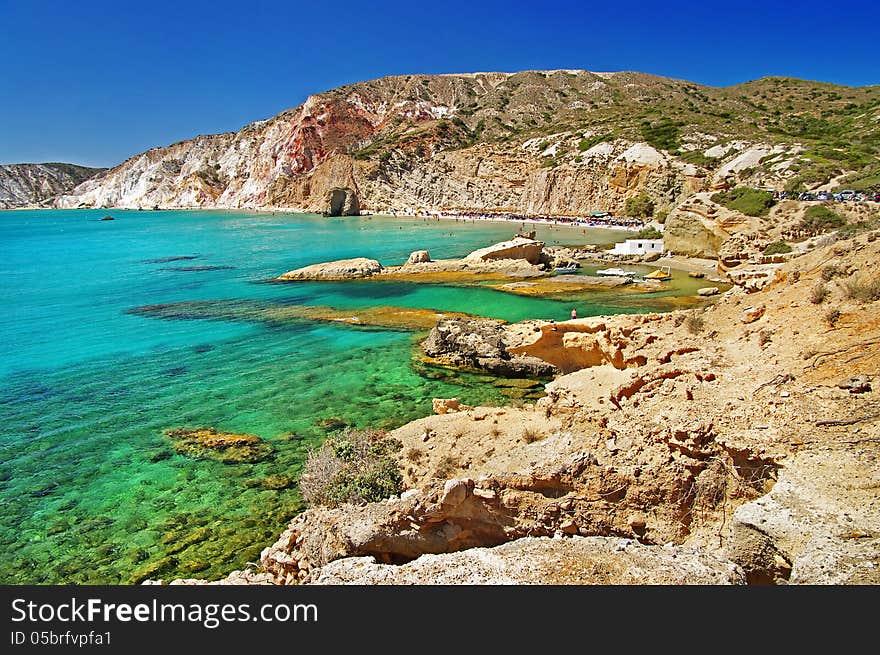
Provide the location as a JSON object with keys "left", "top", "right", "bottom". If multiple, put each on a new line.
{"left": 373, "top": 210, "right": 643, "bottom": 232}
{"left": 3, "top": 205, "right": 646, "bottom": 233}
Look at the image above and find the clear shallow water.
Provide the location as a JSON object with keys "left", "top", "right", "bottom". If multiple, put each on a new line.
{"left": 0, "top": 209, "right": 694, "bottom": 584}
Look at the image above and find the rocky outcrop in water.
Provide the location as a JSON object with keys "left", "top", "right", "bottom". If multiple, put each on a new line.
{"left": 0, "top": 163, "right": 104, "bottom": 208}
{"left": 464, "top": 237, "right": 546, "bottom": 264}
{"left": 422, "top": 317, "right": 558, "bottom": 377}
{"left": 277, "top": 257, "right": 384, "bottom": 280}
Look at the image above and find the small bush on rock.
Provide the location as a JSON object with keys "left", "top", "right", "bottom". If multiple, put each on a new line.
{"left": 763, "top": 241, "right": 792, "bottom": 255}
{"left": 810, "top": 284, "right": 829, "bottom": 304}
{"left": 684, "top": 311, "right": 705, "bottom": 334}
{"left": 710, "top": 187, "right": 775, "bottom": 217}
{"left": 299, "top": 429, "right": 403, "bottom": 507}
{"left": 842, "top": 276, "right": 880, "bottom": 303}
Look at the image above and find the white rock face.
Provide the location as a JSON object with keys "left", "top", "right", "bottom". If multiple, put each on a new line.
{"left": 729, "top": 449, "right": 880, "bottom": 584}
{"left": 617, "top": 143, "right": 665, "bottom": 166}
{"left": 583, "top": 142, "right": 615, "bottom": 159}
{"left": 0, "top": 163, "right": 103, "bottom": 208}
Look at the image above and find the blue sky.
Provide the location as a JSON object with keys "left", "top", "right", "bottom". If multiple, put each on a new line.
{"left": 1, "top": 0, "right": 877, "bottom": 167}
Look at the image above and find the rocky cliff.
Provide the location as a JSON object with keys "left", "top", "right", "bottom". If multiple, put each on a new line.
{"left": 0, "top": 163, "right": 104, "bottom": 209}
{"left": 55, "top": 71, "right": 880, "bottom": 215}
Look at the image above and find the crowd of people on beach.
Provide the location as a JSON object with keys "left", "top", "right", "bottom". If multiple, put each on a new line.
{"left": 384, "top": 207, "right": 645, "bottom": 230}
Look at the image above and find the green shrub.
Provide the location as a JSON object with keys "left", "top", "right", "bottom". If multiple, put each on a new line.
{"left": 640, "top": 117, "right": 681, "bottom": 151}
{"left": 634, "top": 225, "right": 663, "bottom": 240}
{"left": 710, "top": 187, "right": 776, "bottom": 216}
{"left": 763, "top": 241, "right": 792, "bottom": 255}
{"left": 625, "top": 193, "right": 655, "bottom": 219}
{"left": 798, "top": 205, "right": 845, "bottom": 234}
{"left": 299, "top": 429, "right": 403, "bottom": 507}
{"left": 578, "top": 133, "right": 612, "bottom": 151}
{"left": 679, "top": 150, "right": 721, "bottom": 168}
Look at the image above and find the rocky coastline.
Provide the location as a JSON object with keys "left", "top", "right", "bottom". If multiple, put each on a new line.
{"left": 151, "top": 218, "right": 880, "bottom": 586}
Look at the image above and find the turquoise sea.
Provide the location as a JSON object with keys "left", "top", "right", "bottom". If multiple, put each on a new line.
{"left": 0, "top": 209, "right": 703, "bottom": 584}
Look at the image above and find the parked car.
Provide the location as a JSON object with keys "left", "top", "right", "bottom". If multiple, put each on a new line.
{"left": 872, "top": 192, "right": 880, "bottom": 202}
{"left": 799, "top": 192, "right": 816, "bottom": 201}
{"left": 838, "top": 190, "right": 856, "bottom": 201}
{"left": 817, "top": 191, "right": 833, "bottom": 201}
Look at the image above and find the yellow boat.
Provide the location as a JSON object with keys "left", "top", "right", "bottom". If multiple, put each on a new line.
{"left": 644, "top": 265, "right": 672, "bottom": 281}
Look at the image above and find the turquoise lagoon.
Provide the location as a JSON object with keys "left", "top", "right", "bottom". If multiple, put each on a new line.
{"left": 0, "top": 209, "right": 703, "bottom": 583}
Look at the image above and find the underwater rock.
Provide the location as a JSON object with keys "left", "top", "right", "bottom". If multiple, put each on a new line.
{"left": 143, "top": 255, "right": 200, "bottom": 264}
{"left": 314, "top": 416, "right": 350, "bottom": 432}
{"left": 261, "top": 475, "right": 296, "bottom": 490}
{"left": 160, "top": 265, "right": 235, "bottom": 272}
{"left": 164, "top": 427, "right": 273, "bottom": 464}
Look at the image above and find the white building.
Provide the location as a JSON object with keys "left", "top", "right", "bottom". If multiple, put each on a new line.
{"left": 610, "top": 239, "right": 665, "bottom": 256}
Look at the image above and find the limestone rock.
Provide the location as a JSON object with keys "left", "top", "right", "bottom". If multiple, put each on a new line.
{"left": 432, "top": 398, "right": 460, "bottom": 414}
{"left": 278, "top": 257, "right": 383, "bottom": 280}
{"left": 464, "top": 237, "right": 545, "bottom": 265}
{"left": 741, "top": 304, "right": 766, "bottom": 324}
{"left": 726, "top": 449, "right": 880, "bottom": 584}
{"left": 440, "top": 479, "right": 470, "bottom": 507}
{"left": 407, "top": 250, "right": 431, "bottom": 264}
{"left": 324, "top": 187, "right": 360, "bottom": 216}
{"left": 697, "top": 287, "right": 719, "bottom": 296}
{"left": 422, "top": 317, "right": 557, "bottom": 378}
{"left": 311, "top": 536, "right": 745, "bottom": 585}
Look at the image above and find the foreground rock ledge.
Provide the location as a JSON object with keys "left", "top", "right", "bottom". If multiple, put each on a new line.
{"left": 313, "top": 536, "right": 745, "bottom": 585}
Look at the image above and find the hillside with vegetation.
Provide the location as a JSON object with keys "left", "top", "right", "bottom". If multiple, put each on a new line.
{"left": 55, "top": 71, "right": 880, "bottom": 216}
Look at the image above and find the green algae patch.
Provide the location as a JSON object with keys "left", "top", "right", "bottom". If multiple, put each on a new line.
{"left": 164, "top": 427, "right": 274, "bottom": 464}
{"left": 292, "top": 305, "right": 476, "bottom": 331}
{"left": 131, "top": 300, "right": 477, "bottom": 332}
{"left": 489, "top": 277, "right": 662, "bottom": 297}
{"left": 376, "top": 269, "right": 538, "bottom": 284}
{"left": 260, "top": 474, "right": 296, "bottom": 490}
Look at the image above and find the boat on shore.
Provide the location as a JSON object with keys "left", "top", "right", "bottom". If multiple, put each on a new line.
{"left": 553, "top": 264, "right": 578, "bottom": 274}
{"left": 596, "top": 267, "right": 638, "bottom": 277}
{"left": 644, "top": 265, "right": 672, "bottom": 280}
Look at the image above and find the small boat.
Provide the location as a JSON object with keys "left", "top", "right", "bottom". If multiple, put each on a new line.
{"left": 554, "top": 264, "right": 578, "bottom": 274}
{"left": 596, "top": 267, "right": 637, "bottom": 277}
{"left": 644, "top": 265, "right": 672, "bottom": 281}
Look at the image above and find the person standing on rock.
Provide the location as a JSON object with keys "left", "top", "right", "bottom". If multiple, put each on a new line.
{"left": 571, "top": 308, "right": 577, "bottom": 320}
